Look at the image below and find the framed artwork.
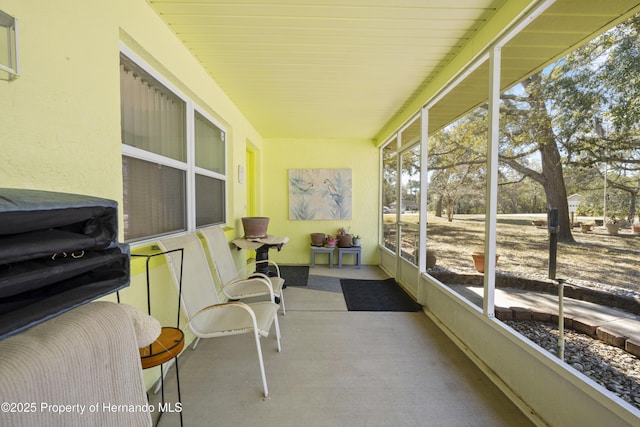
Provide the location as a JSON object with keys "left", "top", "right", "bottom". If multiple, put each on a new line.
{"left": 288, "top": 168, "right": 352, "bottom": 220}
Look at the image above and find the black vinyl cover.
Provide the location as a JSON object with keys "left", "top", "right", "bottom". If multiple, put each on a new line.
{"left": 0, "top": 188, "right": 130, "bottom": 339}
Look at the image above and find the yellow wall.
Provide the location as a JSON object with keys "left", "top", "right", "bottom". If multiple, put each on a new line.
{"left": 0, "top": 0, "right": 264, "bottom": 230}
{"left": 262, "top": 138, "right": 380, "bottom": 266}
{"left": 0, "top": 1, "right": 121, "bottom": 199}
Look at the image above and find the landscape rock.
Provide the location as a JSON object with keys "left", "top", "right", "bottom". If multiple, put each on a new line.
{"left": 505, "top": 319, "right": 640, "bottom": 411}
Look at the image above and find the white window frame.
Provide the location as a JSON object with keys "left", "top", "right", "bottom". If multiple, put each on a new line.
{"left": 120, "top": 43, "right": 228, "bottom": 244}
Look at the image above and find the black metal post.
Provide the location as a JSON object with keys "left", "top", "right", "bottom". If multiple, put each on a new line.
{"left": 547, "top": 209, "right": 565, "bottom": 359}
{"left": 254, "top": 245, "right": 271, "bottom": 276}
{"left": 548, "top": 208, "right": 559, "bottom": 280}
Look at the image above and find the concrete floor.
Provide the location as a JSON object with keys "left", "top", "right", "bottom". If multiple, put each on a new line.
{"left": 153, "top": 266, "right": 534, "bottom": 427}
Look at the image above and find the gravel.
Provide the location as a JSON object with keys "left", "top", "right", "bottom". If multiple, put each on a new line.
{"left": 504, "top": 319, "right": 640, "bottom": 410}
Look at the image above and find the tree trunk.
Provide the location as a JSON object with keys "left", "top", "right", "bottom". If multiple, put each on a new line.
{"left": 523, "top": 74, "right": 575, "bottom": 242}
{"left": 628, "top": 191, "right": 636, "bottom": 223}
{"left": 539, "top": 140, "right": 575, "bottom": 242}
{"left": 446, "top": 200, "right": 455, "bottom": 222}
{"left": 435, "top": 194, "right": 443, "bottom": 217}
{"left": 445, "top": 193, "right": 455, "bottom": 221}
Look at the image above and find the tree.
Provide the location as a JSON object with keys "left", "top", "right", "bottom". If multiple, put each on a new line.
{"left": 427, "top": 14, "right": 640, "bottom": 236}
{"left": 382, "top": 145, "right": 398, "bottom": 210}
{"left": 429, "top": 92, "right": 574, "bottom": 240}
{"left": 497, "top": 168, "right": 546, "bottom": 214}
{"left": 428, "top": 109, "right": 486, "bottom": 221}
{"left": 499, "top": 72, "right": 575, "bottom": 241}
{"left": 549, "top": 14, "right": 640, "bottom": 222}
{"left": 495, "top": 14, "right": 640, "bottom": 239}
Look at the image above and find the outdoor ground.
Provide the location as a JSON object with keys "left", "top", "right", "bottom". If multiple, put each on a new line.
{"left": 420, "top": 213, "right": 640, "bottom": 410}
{"left": 422, "top": 214, "right": 640, "bottom": 294}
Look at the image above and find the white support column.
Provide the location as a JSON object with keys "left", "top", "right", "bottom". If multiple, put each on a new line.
{"left": 418, "top": 108, "right": 429, "bottom": 274}
{"left": 395, "top": 133, "right": 402, "bottom": 275}
{"left": 483, "top": 46, "right": 501, "bottom": 317}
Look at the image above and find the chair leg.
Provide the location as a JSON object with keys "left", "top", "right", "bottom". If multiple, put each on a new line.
{"left": 273, "top": 315, "right": 282, "bottom": 353}
{"left": 279, "top": 291, "right": 286, "bottom": 315}
{"left": 192, "top": 337, "right": 201, "bottom": 350}
{"left": 253, "top": 329, "right": 269, "bottom": 398}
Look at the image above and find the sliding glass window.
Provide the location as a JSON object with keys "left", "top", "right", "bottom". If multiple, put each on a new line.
{"left": 120, "top": 49, "right": 227, "bottom": 242}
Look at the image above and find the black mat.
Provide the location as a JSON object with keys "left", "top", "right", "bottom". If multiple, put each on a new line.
{"left": 340, "top": 278, "right": 423, "bottom": 312}
{"left": 274, "top": 265, "right": 309, "bottom": 286}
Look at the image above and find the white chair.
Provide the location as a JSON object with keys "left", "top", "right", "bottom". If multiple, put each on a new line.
{"left": 198, "top": 225, "right": 286, "bottom": 315}
{"left": 157, "top": 233, "right": 282, "bottom": 398}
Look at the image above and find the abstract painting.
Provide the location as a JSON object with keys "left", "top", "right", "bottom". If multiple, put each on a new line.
{"left": 289, "top": 169, "right": 352, "bottom": 220}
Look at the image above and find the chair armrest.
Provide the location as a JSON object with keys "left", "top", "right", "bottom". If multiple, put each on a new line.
{"left": 187, "top": 301, "right": 258, "bottom": 334}
{"left": 238, "top": 260, "right": 281, "bottom": 278}
{"left": 223, "top": 276, "right": 275, "bottom": 301}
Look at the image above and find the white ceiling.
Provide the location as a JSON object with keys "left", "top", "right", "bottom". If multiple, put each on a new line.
{"left": 148, "top": 0, "right": 640, "bottom": 140}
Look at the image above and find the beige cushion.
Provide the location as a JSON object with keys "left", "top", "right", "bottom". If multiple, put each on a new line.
{"left": 0, "top": 302, "right": 151, "bottom": 427}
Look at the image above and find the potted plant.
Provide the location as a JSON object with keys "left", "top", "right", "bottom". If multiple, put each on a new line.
{"left": 580, "top": 222, "right": 593, "bottom": 233}
{"left": 336, "top": 227, "right": 352, "bottom": 247}
{"left": 325, "top": 236, "right": 337, "bottom": 248}
{"left": 337, "top": 227, "right": 349, "bottom": 236}
{"left": 426, "top": 250, "right": 436, "bottom": 268}
{"left": 605, "top": 216, "right": 620, "bottom": 235}
{"left": 352, "top": 235, "right": 361, "bottom": 246}
{"left": 471, "top": 250, "right": 499, "bottom": 273}
{"left": 310, "top": 233, "right": 326, "bottom": 246}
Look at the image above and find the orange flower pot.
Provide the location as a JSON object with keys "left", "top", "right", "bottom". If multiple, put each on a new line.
{"left": 471, "top": 252, "right": 499, "bottom": 273}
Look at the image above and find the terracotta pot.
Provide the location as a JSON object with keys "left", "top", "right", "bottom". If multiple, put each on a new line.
{"left": 605, "top": 223, "right": 620, "bottom": 235}
{"left": 337, "top": 234, "right": 353, "bottom": 247}
{"left": 471, "top": 252, "right": 499, "bottom": 273}
{"left": 310, "top": 233, "right": 326, "bottom": 246}
{"left": 633, "top": 225, "right": 640, "bottom": 233}
{"left": 241, "top": 217, "right": 269, "bottom": 239}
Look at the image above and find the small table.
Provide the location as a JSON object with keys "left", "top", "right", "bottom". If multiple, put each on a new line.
{"left": 310, "top": 246, "right": 334, "bottom": 268}
{"left": 233, "top": 235, "right": 289, "bottom": 276}
{"left": 337, "top": 246, "right": 362, "bottom": 268}
{"left": 140, "top": 327, "right": 185, "bottom": 369}
{"left": 130, "top": 250, "right": 185, "bottom": 427}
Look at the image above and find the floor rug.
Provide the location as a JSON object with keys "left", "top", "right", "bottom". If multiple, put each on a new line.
{"left": 340, "top": 278, "right": 423, "bottom": 312}
{"left": 307, "top": 275, "right": 343, "bottom": 293}
{"left": 274, "top": 265, "right": 309, "bottom": 286}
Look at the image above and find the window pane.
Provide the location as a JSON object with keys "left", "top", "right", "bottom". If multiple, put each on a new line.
{"left": 382, "top": 138, "right": 398, "bottom": 253}
{"left": 195, "top": 174, "right": 225, "bottom": 227}
{"left": 122, "top": 156, "right": 186, "bottom": 241}
{"left": 195, "top": 111, "right": 225, "bottom": 174}
{"left": 120, "top": 54, "right": 186, "bottom": 162}
{"left": 400, "top": 144, "right": 421, "bottom": 265}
